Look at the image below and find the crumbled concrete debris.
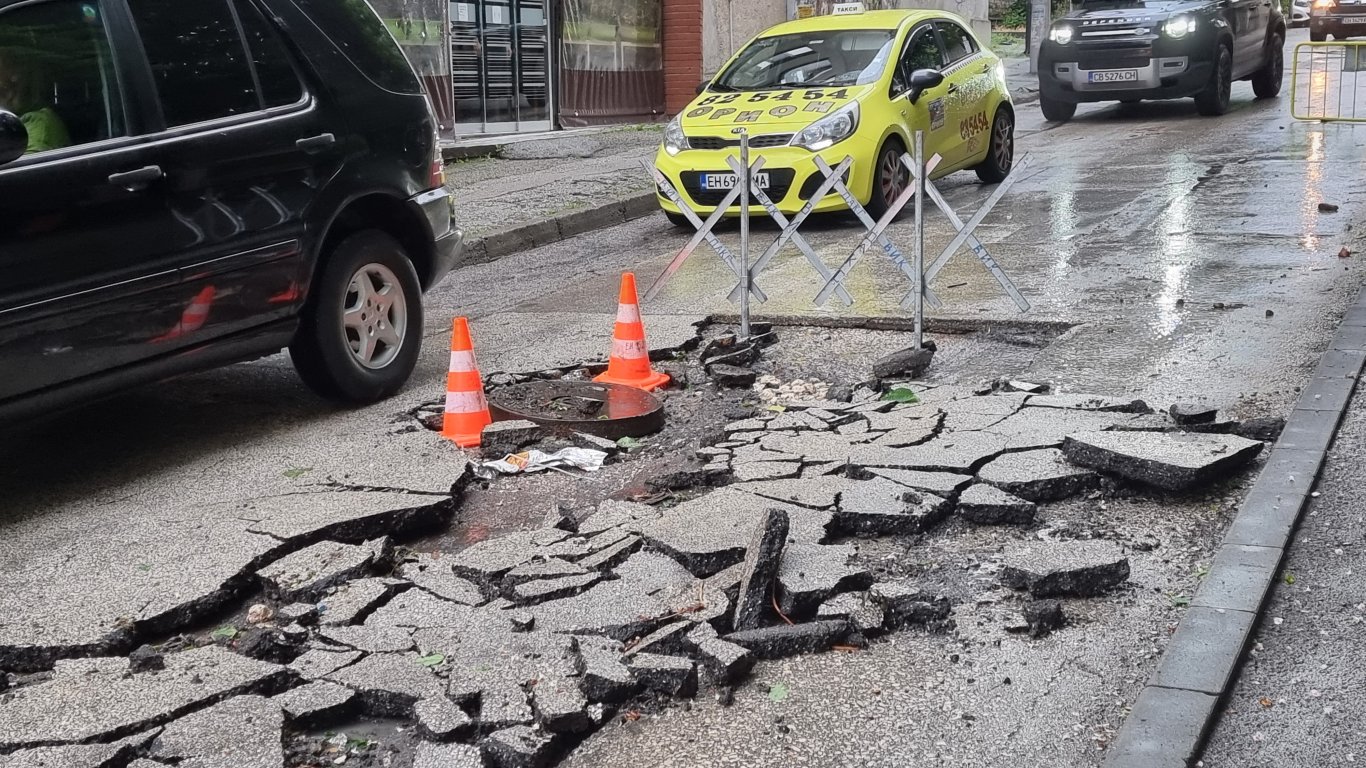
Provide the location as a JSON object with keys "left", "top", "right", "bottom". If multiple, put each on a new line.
{"left": 0, "top": 743, "right": 133, "bottom": 768}
{"left": 1062, "top": 430, "right": 1264, "bottom": 491}
{"left": 1235, "top": 416, "right": 1285, "bottom": 442}
{"left": 231, "top": 626, "right": 302, "bottom": 664}
{"left": 149, "top": 695, "right": 284, "bottom": 768}
{"left": 817, "top": 592, "right": 885, "bottom": 635}
{"left": 700, "top": 334, "right": 738, "bottom": 363}
{"left": 271, "top": 681, "right": 357, "bottom": 728}
{"left": 998, "top": 541, "right": 1131, "bottom": 597}
{"left": 319, "top": 577, "right": 406, "bottom": 626}
{"left": 482, "top": 725, "right": 555, "bottom": 768}
{"left": 415, "top": 695, "right": 475, "bottom": 741}
{"left": 724, "top": 620, "right": 850, "bottom": 659}
{"left": 706, "top": 342, "right": 759, "bottom": 370}
{"left": 710, "top": 364, "right": 757, "bottom": 388}
{"left": 530, "top": 661, "right": 593, "bottom": 733}
{"left": 256, "top": 540, "right": 380, "bottom": 602}
{"left": 776, "top": 544, "right": 870, "bottom": 617}
{"left": 623, "top": 621, "right": 693, "bottom": 658}
{"left": 0, "top": 648, "right": 286, "bottom": 750}
{"left": 835, "top": 477, "right": 951, "bottom": 535}
{"left": 481, "top": 419, "right": 545, "bottom": 459}
{"left": 1169, "top": 402, "right": 1218, "bottom": 425}
{"left": 278, "top": 603, "right": 319, "bottom": 626}
{"left": 413, "top": 741, "right": 484, "bottom": 768}
{"left": 657, "top": 577, "right": 733, "bottom": 626}
{"left": 865, "top": 467, "right": 974, "bottom": 497}
{"left": 127, "top": 645, "right": 164, "bottom": 674}
{"left": 1018, "top": 600, "right": 1066, "bottom": 638}
{"left": 511, "top": 573, "right": 602, "bottom": 604}
{"left": 246, "top": 604, "right": 274, "bottom": 625}
{"left": 289, "top": 648, "right": 361, "bottom": 681}
{"left": 578, "top": 535, "right": 642, "bottom": 571}
{"left": 627, "top": 654, "right": 698, "bottom": 697}
{"left": 686, "top": 624, "right": 753, "bottom": 685}
{"left": 733, "top": 509, "right": 790, "bottom": 631}
{"left": 318, "top": 625, "right": 415, "bottom": 654}
{"left": 575, "top": 636, "right": 635, "bottom": 703}
{"left": 325, "top": 653, "right": 448, "bottom": 717}
{"left": 638, "top": 489, "right": 828, "bottom": 577}
{"left": 976, "top": 448, "right": 1099, "bottom": 502}
{"left": 519, "top": 553, "right": 694, "bottom": 638}
{"left": 957, "top": 484, "right": 1037, "bottom": 526}
{"left": 1027, "top": 394, "right": 1151, "bottom": 412}
{"left": 509, "top": 612, "right": 536, "bottom": 633}
{"left": 872, "top": 346, "right": 935, "bottom": 379}
{"left": 570, "top": 431, "right": 619, "bottom": 455}
{"left": 870, "top": 583, "right": 952, "bottom": 629}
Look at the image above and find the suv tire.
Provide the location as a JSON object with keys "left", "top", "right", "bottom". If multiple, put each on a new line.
{"left": 291, "top": 230, "right": 424, "bottom": 403}
{"left": 1311, "top": 28, "right": 1326, "bottom": 41}
{"left": 1040, "top": 95, "right": 1076, "bottom": 123}
{"left": 1252, "top": 34, "right": 1284, "bottom": 99}
{"left": 975, "top": 107, "right": 1015, "bottom": 184}
{"left": 1195, "top": 44, "right": 1233, "bottom": 116}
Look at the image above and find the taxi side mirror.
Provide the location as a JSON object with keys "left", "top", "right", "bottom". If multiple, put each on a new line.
{"left": 907, "top": 69, "right": 946, "bottom": 104}
{"left": 696, "top": 81, "right": 709, "bottom": 95}
{"left": 0, "top": 110, "right": 26, "bottom": 166}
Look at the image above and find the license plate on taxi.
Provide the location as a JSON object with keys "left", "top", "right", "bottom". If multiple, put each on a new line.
{"left": 1088, "top": 69, "right": 1140, "bottom": 83}
{"left": 700, "top": 172, "right": 771, "bottom": 191}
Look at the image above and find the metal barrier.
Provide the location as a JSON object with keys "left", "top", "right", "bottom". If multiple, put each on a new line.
{"left": 644, "top": 130, "right": 1030, "bottom": 348}
{"left": 1291, "top": 41, "right": 1366, "bottom": 122}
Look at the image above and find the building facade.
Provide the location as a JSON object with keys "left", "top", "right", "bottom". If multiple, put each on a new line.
{"left": 374, "top": 0, "right": 987, "bottom": 139}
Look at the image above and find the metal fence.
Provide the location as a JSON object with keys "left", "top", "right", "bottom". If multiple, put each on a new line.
{"left": 1291, "top": 41, "right": 1366, "bottom": 122}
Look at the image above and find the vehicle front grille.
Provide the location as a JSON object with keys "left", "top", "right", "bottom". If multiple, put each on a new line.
{"left": 1076, "top": 49, "right": 1152, "bottom": 69}
{"left": 681, "top": 169, "right": 796, "bottom": 206}
{"left": 688, "top": 134, "right": 793, "bottom": 150}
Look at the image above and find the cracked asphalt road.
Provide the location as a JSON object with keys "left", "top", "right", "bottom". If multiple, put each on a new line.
{"left": 1, "top": 29, "right": 1364, "bottom": 764}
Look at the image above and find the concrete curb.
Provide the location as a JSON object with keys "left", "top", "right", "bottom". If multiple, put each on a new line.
{"left": 462, "top": 192, "right": 658, "bottom": 266}
{"left": 1102, "top": 285, "right": 1366, "bottom": 768}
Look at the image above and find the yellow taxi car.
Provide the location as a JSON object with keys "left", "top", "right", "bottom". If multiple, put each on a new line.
{"left": 655, "top": 4, "right": 1015, "bottom": 226}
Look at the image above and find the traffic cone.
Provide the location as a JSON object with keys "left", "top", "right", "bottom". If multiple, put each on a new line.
{"left": 594, "top": 273, "right": 671, "bottom": 392}
{"left": 441, "top": 317, "right": 492, "bottom": 448}
{"left": 152, "top": 285, "right": 216, "bottom": 342}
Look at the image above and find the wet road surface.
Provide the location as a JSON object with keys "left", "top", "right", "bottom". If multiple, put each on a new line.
{"left": 1, "top": 30, "right": 1364, "bottom": 766}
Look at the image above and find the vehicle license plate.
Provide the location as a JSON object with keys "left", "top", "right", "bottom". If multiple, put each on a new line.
{"left": 700, "top": 173, "right": 772, "bottom": 190}
{"left": 1345, "top": 16, "right": 1366, "bottom": 23}
{"left": 1088, "top": 69, "right": 1140, "bottom": 83}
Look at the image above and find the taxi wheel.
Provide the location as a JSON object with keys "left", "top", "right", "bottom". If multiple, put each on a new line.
{"left": 975, "top": 108, "right": 1015, "bottom": 184}
{"left": 1040, "top": 95, "right": 1076, "bottom": 123}
{"left": 1252, "top": 34, "right": 1284, "bottom": 99}
{"left": 1195, "top": 44, "right": 1233, "bottom": 116}
{"left": 664, "top": 210, "right": 691, "bottom": 229}
{"left": 867, "top": 140, "right": 910, "bottom": 221}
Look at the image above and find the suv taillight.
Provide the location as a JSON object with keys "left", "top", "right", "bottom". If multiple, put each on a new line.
{"left": 430, "top": 157, "right": 446, "bottom": 189}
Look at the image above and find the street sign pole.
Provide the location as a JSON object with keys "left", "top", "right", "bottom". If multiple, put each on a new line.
{"left": 1029, "top": 0, "right": 1050, "bottom": 75}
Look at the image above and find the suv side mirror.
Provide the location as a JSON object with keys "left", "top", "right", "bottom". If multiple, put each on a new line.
{"left": 908, "top": 69, "right": 945, "bottom": 104}
{"left": 0, "top": 110, "right": 26, "bottom": 165}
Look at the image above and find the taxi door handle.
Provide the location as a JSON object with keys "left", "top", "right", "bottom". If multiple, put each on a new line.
{"left": 946, "top": 84, "right": 960, "bottom": 94}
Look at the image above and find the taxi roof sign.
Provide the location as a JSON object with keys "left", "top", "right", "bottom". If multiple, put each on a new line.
{"left": 831, "top": 2, "right": 866, "bottom": 14}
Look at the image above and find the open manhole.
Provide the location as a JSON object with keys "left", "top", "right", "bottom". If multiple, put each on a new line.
{"left": 488, "top": 380, "right": 665, "bottom": 440}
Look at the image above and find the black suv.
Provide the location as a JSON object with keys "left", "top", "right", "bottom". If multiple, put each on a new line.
{"left": 0, "top": 0, "right": 462, "bottom": 421}
{"left": 1037, "top": 0, "right": 1286, "bottom": 120}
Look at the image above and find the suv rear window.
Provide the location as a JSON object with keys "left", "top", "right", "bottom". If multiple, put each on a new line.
{"left": 290, "top": 0, "right": 421, "bottom": 94}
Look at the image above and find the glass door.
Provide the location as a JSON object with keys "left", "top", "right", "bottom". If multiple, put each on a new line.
{"left": 450, "top": 0, "right": 552, "bottom": 135}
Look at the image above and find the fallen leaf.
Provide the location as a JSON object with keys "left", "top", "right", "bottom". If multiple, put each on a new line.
{"left": 283, "top": 467, "right": 312, "bottom": 479}
{"left": 1259, "top": 697, "right": 1274, "bottom": 709}
{"left": 764, "top": 405, "right": 787, "bottom": 412}
{"left": 622, "top": 710, "right": 642, "bottom": 722}
{"left": 768, "top": 682, "right": 790, "bottom": 703}
{"left": 1169, "top": 594, "right": 1192, "bottom": 607}
{"left": 1284, "top": 572, "right": 1296, "bottom": 585}
{"left": 210, "top": 625, "right": 238, "bottom": 641}
{"left": 136, "top": 563, "right": 153, "bottom": 573}
{"left": 882, "top": 388, "right": 920, "bottom": 404}
{"left": 616, "top": 436, "right": 643, "bottom": 453}
{"left": 419, "top": 653, "right": 445, "bottom": 667}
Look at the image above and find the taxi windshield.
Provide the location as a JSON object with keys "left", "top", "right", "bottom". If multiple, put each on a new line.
{"left": 713, "top": 29, "right": 896, "bottom": 91}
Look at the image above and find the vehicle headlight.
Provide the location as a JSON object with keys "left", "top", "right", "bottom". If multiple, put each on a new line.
{"left": 1314, "top": 0, "right": 1335, "bottom": 7}
{"left": 1163, "top": 15, "right": 1197, "bottom": 38}
{"left": 791, "top": 103, "right": 860, "bottom": 152}
{"left": 1049, "top": 24, "right": 1074, "bottom": 44}
{"left": 663, "top": 115, "right": 688, "bottom": 156}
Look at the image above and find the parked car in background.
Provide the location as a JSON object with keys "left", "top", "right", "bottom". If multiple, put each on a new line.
{"left": 1037, "top": 0, "right": 1286, "bottom": 120}
{"left": 1292, "top": 0, "right": 1311, "bottom": 27}
{"left": 1310, "top": 0, "right": 1366, "bottom": 40}
{"left": 0, "top": 0, "right": 463, "bottom": 422}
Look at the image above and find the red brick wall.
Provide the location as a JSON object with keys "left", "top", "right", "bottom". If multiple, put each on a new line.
{"left": 662, "top": 0, "right": 704, "bottom": 115}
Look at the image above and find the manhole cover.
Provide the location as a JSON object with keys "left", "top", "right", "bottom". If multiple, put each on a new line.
{"left": 488, "top": 380, "right": 665, "bottom": 440}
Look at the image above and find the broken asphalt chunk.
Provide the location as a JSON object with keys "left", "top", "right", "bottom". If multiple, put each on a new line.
{"left": 256, "top": 540, "right": 380, "bottom": 602}
{"left": 776, "top": 543, "right": 870, "bottom": 617}
{"left": 481, "top": 419, "right": 545, "bottom": 459}
{"left": 289, "top": 648, "right": 361, "bottom": 681}
{"left": 637, "top": 489, "right": 829, "bottom": 577}
{"left": 976, "top": 448, "right": 1099, "bottom": 502}
{"left": 957, "top": 484, "right": 1037, "bottom": 526}
{"left": 998, "top": 541, "right": 1131, "bottom": 597}
{"left": 318, "top": 577, "right": 406, "bottom": 626}
{"left": 723, "top": 620, "right": 850, "bottom": 659}
{"left": 1062, "top": 431, "right": 1264, "bottom": 491}
{"left": 1027, "top": 394, "right": 1151, "bottom": 413}
{"left": 686, "top": 624, "right": 753, "bottom": 685}
{"left": 872, "top": 346, "right": 935, "bottom": 379}
{"left": 0, "top": 647, "right": 286, "bottom": 751}
{"left": 509, "top": 573, "right": 601, "bottom": 605}
{"left": 710, "top": 364, "right": 758, "bottom": 388}
{"left": 574, "top": 636, "right": 636, "bottom": 703}
{"left": 835, "top": 477, "right": 951, "bottom": 535}
{"left": 627, "top": 653, "right": 698, "bottom": 697}
{"left": 415, "top": 695, "right": 475, "bottom": 741}
{"left": 413, "top": 742, "right": 484, "bottom": 768}
{"left": 482, "top": 725, "right": 555, "bottom": 768}
{"left": 317, "top": 625, "right": 415, "bottom": 654}
{"left": 870, "top": 583, "right": 952, "bottom": 629}
{"left": 817, "top": 592, "right": 885, "bottom": 635}
{"left": 865, "top": 467, "right": 974, "bottom": 497}
{"left": 324, "top": 653, "right": 447, "bottom": 718}
{"left": 1169, "top": 402, "right": 1218, "bottom": 425}
{"left": 271, "top": 681, "right": 357, "bottom": 728}
{"left": 732, "top": 509, "right": 791, "bottom": 631}
{"left": 150, "top": 695, "right": 284, "bottom": 768}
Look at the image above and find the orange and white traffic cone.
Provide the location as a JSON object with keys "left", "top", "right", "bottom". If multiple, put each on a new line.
{"left": 152, "top": 285, "right": 216, "bottom": 342}
{"left": 441, "top": 317, "right": 492, "bottom": 448}
{"left": 594, "top": 273, "right": 670, "bottom": 392}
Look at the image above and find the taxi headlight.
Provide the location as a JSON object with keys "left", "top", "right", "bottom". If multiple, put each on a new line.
{"left": 664, "top": 115, "right": 688, "bottom": 156}
{"left": 1049, "top": 24, "right": 1074, "bottom": 44}
{"left": 1163, "top": 15, "right": 1197, "bottom": 38}
{"left": 791, "top": 102, "right": 860, "bottom": 151}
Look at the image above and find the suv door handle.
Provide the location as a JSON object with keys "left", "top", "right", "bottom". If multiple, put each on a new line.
{"left": 295, "top": 133, "right": 336, "bottom": 153}
{"left": 107, "top": 165, "right": 163, "bottom": 191}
